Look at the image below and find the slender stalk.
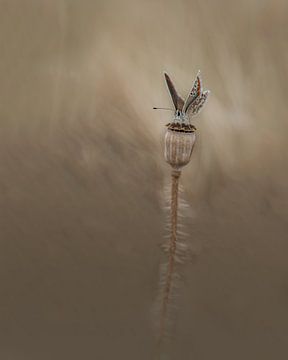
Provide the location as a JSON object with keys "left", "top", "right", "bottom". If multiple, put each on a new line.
{"left": 158, "top": 169, "right": 181, "bottom": 350}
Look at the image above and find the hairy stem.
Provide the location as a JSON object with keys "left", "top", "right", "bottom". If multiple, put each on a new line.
{"left": 158, "top": 169, "right": 181, "bottom": 349}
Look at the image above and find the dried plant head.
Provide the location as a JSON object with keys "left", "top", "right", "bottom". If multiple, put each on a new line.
{"left": 164, "top": 130, "right": 196, "bottom": 171}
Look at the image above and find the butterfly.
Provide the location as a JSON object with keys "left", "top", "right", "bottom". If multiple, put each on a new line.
{"left": 155, "top": 71, "right": 210, "bottom": 132}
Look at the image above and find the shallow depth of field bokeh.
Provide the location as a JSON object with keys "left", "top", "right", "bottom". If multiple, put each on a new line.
{"left": 0, "top": 0, "right": 287, "bottom": 359}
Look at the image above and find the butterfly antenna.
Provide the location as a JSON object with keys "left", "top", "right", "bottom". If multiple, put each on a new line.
{"left": 153, "top": 107, "right": 174, "bottom": 111}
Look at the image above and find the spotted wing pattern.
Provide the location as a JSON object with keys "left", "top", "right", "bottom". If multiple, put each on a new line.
{"left": 183, "top": 71, "right": 202, "bottom": 114}
{"left": 186, "top": 90, "right": 210, "bottom": 117}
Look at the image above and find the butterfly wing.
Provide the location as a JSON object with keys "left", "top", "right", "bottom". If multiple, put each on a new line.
{"left": 186, "top": 90, "right": 210, "bottom": 117}
{"left": 164, "top": 73, "right": 184, "bottom": 111}
{"left": 183, "top": 71, "right": 202, "bottom": 114}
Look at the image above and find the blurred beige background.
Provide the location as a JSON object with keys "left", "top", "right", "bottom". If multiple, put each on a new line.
{"left": 0, "top": 0, "right": 287, "bottom": 359}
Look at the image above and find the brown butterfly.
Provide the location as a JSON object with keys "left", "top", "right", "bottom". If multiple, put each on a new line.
{"left": 154, "top": 71, "right": 210, "bottom": 132}
{"left": 165, "top": 71, "right": 210, "bottom": 117}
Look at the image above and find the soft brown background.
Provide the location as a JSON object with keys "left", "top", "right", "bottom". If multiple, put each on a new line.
{"left": 0, "top": 0, "right": 287, "bottom": 359}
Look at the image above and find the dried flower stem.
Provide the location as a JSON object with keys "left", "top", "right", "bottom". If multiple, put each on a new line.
{"left": 158, "top": 169, "right": 181, "bottom": 348}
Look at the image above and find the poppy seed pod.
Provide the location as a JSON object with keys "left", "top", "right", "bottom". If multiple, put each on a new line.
{"left": 164, "top": 129, "right": 196, "bottom": 170}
